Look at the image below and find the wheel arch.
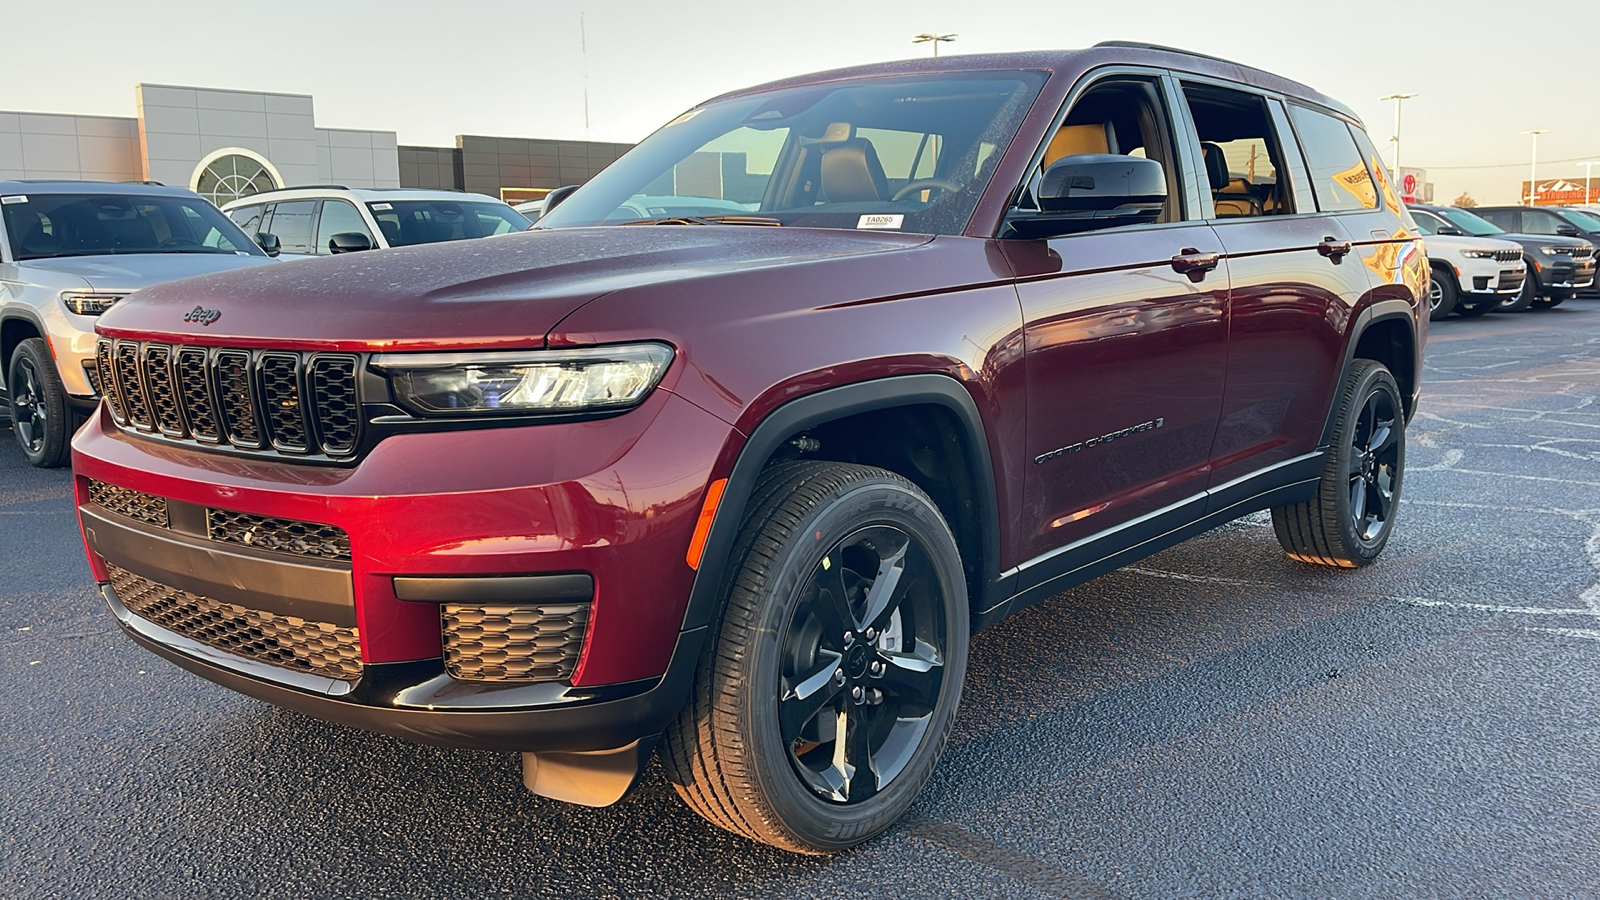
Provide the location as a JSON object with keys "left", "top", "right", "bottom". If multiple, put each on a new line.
{"left": 1, "top": 311, "right": 47, "bottom": 392}
{"left": 1320, "top": 300, "right": 1418, "bottom": 447}
{"left": 678, "top": 374, "right": 1005, "bottom": 634}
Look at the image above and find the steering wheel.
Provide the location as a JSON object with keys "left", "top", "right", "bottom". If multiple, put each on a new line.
{"left": 891, "top": 179, "right": 960, "bottom": 202}
{"left": 157, "top": 237, "right": 202, "bottom": 250}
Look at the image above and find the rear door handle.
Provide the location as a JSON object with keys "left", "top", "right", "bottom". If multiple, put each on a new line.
{"left": 1170, "top": 248, "right": 1221, "bottom": 283}
{"left": 1317, "top": 237, "right": 1353, "bottom": 261}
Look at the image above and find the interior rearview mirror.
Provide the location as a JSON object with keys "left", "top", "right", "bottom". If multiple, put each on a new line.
{"left": 255, "top": 232, "right": 281, "bottom": 258}
{"left": 1008, "top": 154, "right": 1167, "bottom": 238}
{"left": 328, "top": 232, "right": 374, "bottom": 254}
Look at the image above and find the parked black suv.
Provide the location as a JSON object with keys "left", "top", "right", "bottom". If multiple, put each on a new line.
{"left": 1408, "top": 204, "right": 1594, "bottom": 311}
{"left": 1475, "top": 205, "right": 1600, "bottom": 298}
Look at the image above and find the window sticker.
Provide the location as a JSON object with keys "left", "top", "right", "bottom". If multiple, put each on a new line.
{"left": 371, "top": 202, "right": 393, "bottom": 211}
{"left": 857, "top": 214, "right": 903, "bottom": 230}
{"left": 1, "top": 195, "right": 27, "bottom": 204}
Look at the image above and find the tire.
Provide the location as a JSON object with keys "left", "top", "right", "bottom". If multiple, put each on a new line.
{"left": 7, "top": 337, "right": 71, "bottom": 468}
{"left": 662, "top": 460, "right": 969, "bottom": 853}
{"left": 1498, "top": 263, "right": 1537, "bottom": 312}
{"left": 1426, "top": 265, "right": 1457, "bottom": 320}
{"left": 1455, "top": 298, "right": 1496, "bottom": 317}
{"left": 1271, "top": 358, "right": 1405, "bottom": 567}
{"left": 1531, "top": 294, "right": 1565, "bottom": 310}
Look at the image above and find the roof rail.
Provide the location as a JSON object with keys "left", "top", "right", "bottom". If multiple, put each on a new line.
{"left": 1092, "top": 40, "right": 1243, "bottom": 68}
{"left": 242, "top": 184, "right": 353, "bottom": 196}
{"left": 123, "top": 180, "right": 166, "bottom": 186}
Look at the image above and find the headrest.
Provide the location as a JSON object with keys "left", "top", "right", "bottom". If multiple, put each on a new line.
{"left": 820, "top": 138, "right": 888, "bottom": 203}
{"left": 1200, "top": 143, "right": 1229, "bottom": 191}
{"left": 1045, "top": 123, "right": 1116, "bottom": 166}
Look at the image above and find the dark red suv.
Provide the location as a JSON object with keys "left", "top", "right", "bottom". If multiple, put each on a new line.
{"left": 74, "top": 43, "right": 1425, "bottom": 852}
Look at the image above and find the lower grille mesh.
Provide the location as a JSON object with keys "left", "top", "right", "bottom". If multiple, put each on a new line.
{"left": 441, "top": 603, "right": 589, "bottom": 682}
{"left": 109, "top": 564, "right": 362, "bottom": 681}
{"left": 87, "top": 481, "right": 170, "bottom": 529}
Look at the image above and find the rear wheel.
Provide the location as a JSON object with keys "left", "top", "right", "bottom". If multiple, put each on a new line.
{"left": 662, "top": 461, "right": 968, "bottom": 853}
{"left": 1427, "top": 265, "right": 1457, "bottom": 320}
{"left": 1499, "top": 263, "right": 1537, "bottom": 312}
{"left": 8, "top": 338, "right": 71, "bottom": 468}
{"left": 1272, "top": 359, "right": 1405, "bottom": 567}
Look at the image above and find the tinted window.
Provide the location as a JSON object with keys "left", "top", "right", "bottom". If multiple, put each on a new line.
{"left": 1475, "top": 209, "right": 1517, "bottom": 231}
{"left": 1183, "top": 83, "right": 1294, "bottom": 217}
{"left": 1562, "top": 208, "right": 1600, "bottom": 231}
{"left": 1520, "top": 209, "right": 1566, "bottom": 235}
{"left": 263, "top": 200, "right": 316, "bottom": 255}
{"left": 314, "top": 200, "right": 373, "bottom": 254}
{"left": 0, "top": 192, "right": 263, "bottom": 261}
{"left": 366, "top": 200, "right": 529, "bottom": 247}
{"left": 1409, "top": 211, "right": 1441, "bottom": 235}
{"left": 1434, "top": 207, "right": 1505, "bottom": 236}
{"left": 227, "top": 204, "right": 265, "bottom": 237}
{"left": 1290, "top": 106, "right": 1377, "bottom": 212}
{"left": 1348, "top": 125, "right": 1405, "bottom": 216}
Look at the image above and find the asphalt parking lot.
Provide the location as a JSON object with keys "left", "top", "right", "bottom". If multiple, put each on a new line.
{"left": 3, "top": 305, "right": 1598, "bottom": 899}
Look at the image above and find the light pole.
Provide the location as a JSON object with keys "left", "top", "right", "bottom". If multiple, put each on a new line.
{"left": 912, "top": 33, "right": 957, "bottom": 57}
{"left": 1379, "top": 93, "right": 1417, "bottom": 172}
{"left": 1524, "top": 130, "right": 1547, "bottom": 206}
{"left": 1579, "top": 160, "right": 1600, "bottom": 205}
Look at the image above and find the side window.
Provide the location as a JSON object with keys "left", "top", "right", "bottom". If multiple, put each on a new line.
{"left": 264, "top": 200, "right": 316, "bottom": 254}
{"left": 227, "top": 204, "right": 263, "bottom": 236}
{"left": 1007, "top": 74, "right": 1186, "bottom": 234}
{"left": 181, "top": 205, "right": 246, "bottom": 251}
{"left": 1349, "top": 126, "right": 1404, "bottom": 216}
{"left": 1182, "top": 83, "right": 1295, "bottom": 218}
{"left": 1477, "top": 209, "right": 1516, "bottom": 231}
{"left": 1520, "top": 209, "right": 1563, "bottom": 235}
{"left": 1409, "top": 211, "right": 1439, "bottom": 235}
{"left": 1289, "top": 105, "right": 1377, "bottom": 212}
{"left": 314, "top": 200, "right": 374, "bottom": 253}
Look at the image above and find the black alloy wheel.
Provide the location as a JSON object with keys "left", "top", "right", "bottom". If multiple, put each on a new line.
{"left": 8, "top": 337, "right": 71, "bottom": 468}
{"left": 663, "top": 461, "right": 968, "bottom": 853}
{"left": 778, "top": 524, "right": 948, "bottom": 804}
{"left": 1271, "top": 358, "right": 1406, "bottom": 566}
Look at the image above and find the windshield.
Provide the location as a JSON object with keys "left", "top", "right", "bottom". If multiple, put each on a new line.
{"left": 366, "top": 200, "right": 531, "bottom": 246}
{"left": 1433, "top": 207, "right": 1504, "bottom": 236}
{"left": 536, "top": 72, "right": 1046, "bottom": 236}
{"left": 1, "top": 192, "right": 265, "bottom": 261}
{"left": 1562, "top": 208, "right": 1600, "bottom": 232}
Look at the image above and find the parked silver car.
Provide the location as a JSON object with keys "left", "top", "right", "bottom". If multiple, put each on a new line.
{"left": 0, "top": 181, "right": 278, "bottom": 466}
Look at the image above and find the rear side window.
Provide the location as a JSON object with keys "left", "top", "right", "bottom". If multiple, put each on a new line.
{"left": 1290, "top": 106, "right": 1377, "bottom": 212}
{"left": 1476, "top": 209, "right": 1517, "bottom": 231}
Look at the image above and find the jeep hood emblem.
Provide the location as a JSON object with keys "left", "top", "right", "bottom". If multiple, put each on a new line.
{"left": 183, "top": 305, "right": 222, "bottom": 326}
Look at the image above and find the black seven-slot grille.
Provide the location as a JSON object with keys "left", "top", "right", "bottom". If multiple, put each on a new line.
{"left": 96, "top": 339, "right": 360, "bottom": 459}
{"left": 1494, "top": 248, "right": 1521, "bottom": 263}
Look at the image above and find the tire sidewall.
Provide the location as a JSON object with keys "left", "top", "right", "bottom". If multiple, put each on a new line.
{"left": 1325, "top": 364, "right": 1405, "bottom": 562}
{"left": 1427, "top": 265, "right": 1456, "bottom": 320}
{"left": 1500, "top": 264, "right": 1536, "bottom": 312}
{"left": 8, "top": 339, "right": 68, "bottom": 467}
{"left": 738, "top": 477, "right": 968, "bottom": 850}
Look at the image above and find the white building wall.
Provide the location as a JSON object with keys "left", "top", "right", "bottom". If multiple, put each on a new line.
{"left": 136, "top": 84, "right": 321, "bottom": 191}
{"left": 0, "top": 111, "right": 141, "bottom": 182}
{"left": 316, "top": 128, "right": 401, "bottom": 187}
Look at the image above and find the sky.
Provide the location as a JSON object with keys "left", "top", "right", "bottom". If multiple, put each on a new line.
{"left": 6, "top": 0, "right": 1598, "bottom": 206}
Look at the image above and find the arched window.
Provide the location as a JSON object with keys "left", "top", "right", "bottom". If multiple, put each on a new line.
{"left": 193, "top": 153, "right": 278, "bottom": 206}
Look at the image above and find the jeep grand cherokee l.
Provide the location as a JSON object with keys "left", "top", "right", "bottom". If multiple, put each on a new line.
{"left": 74, "top": 43, "right": 1424, "bottom": 853}
{"left": 1409, "top": 203, "right": 1593, "bottom": 311}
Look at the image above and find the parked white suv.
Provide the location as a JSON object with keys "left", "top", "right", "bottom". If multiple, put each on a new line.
{"left": 221, "top": 187, "right": 531, "bottom": 259}
{"left": 0, "top": 180, "right": 278, "bottom": 466}
{"left": 1407, "top": 207, "right": 1526, "bottom": 319}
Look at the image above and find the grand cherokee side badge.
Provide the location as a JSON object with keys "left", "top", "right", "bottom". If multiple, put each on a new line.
{"left": 1034, "top": 417, "right": 1164, "bottom": 465}
{"left": 182, "top": 306, "right": 222, "bottom": 326}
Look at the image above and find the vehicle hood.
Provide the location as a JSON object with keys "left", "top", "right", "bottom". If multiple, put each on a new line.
{"left": 96, "top": 227, "right": 934, "bottom": 350}
{"left": 1491, "top": 233, "right": 1593, "bottom": 252}
{"left": 21, "top": 253, "right": 276, "bottom": 292}
{"left": 1419, "top": 233, "right": 1523, "bottom": 255}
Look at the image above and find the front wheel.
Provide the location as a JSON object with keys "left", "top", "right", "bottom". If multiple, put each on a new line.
{"left": 1427, "top": 265, "right": 1457, "bottom": 320}
{"left": 1499, "top": 264, "right": 1537, "bottom": 312}
{"left": 662, "top": 461, "right": 969, "bottom": 853}
{"left": 1531, "top": 293, "right": 1566, "bottom": 309}
{"left": 8, "top": 338, "right": 71, "bottom": 468}
{"left": 1271, "top": 359, "right": 1405, "bottom": 567}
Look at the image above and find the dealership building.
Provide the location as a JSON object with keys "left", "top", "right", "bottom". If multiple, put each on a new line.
{"left": 0, "top": 83, "right": 633, "bottom": 206}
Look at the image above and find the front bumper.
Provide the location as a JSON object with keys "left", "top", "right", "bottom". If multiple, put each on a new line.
{"left": 73, "top": 388, "right": 735, "bottom": 751}
{"left": 1533, "top": 257, "right": 1597, "bottom": 292}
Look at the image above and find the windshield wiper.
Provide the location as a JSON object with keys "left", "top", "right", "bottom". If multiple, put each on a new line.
{"left": 616, "top": 214, "right": 782, "bottom": 227}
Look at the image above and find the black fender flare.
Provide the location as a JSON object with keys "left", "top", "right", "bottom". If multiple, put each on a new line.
{"left": 677, "top": 373, "right": 1005, "bottom": 633}
{"left": 0, "top": 308, "right": 49, "bottom": 390}
{"left": 1318, "top": 298, "right": 1418, "bottom": 448}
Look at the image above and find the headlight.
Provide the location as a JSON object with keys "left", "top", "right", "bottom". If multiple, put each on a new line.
{"left": 1539, "top": 246, "right": 1566, "bottom": 256}
{"left": 371, "top": 342, "right": 674, "bottom": 416}
{"left": 60, "top": 291, "right": 127, "bottom": 315}
{"left": 1462, "top": 250, "right": 1497, "bottom": 259}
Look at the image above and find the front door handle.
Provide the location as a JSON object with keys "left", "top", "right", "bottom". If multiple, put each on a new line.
{"left": 1170, "top": 248, "right": 1221, "bottom": 283}
{"left": 1318, "top": 237, "right": 1354, "bottom": 261}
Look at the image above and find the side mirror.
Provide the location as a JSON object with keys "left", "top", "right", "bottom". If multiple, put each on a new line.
{"left": 1556, "top": 223, "right": 1581, "bottom": 237}
{"left": 1437, "top": 225, "right": 1465, "bottom": 236}
{"left": 1009, "top": 154, "right": 1167, "bottom": 238}
{"left": 540, "top": 185, "right": 579, "bottom": 216}
{"left": 328, "top": 232, "right": 374, "bottom": 254}
{"left": 255, "top": 232, "right": 281, "bottom": 257}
